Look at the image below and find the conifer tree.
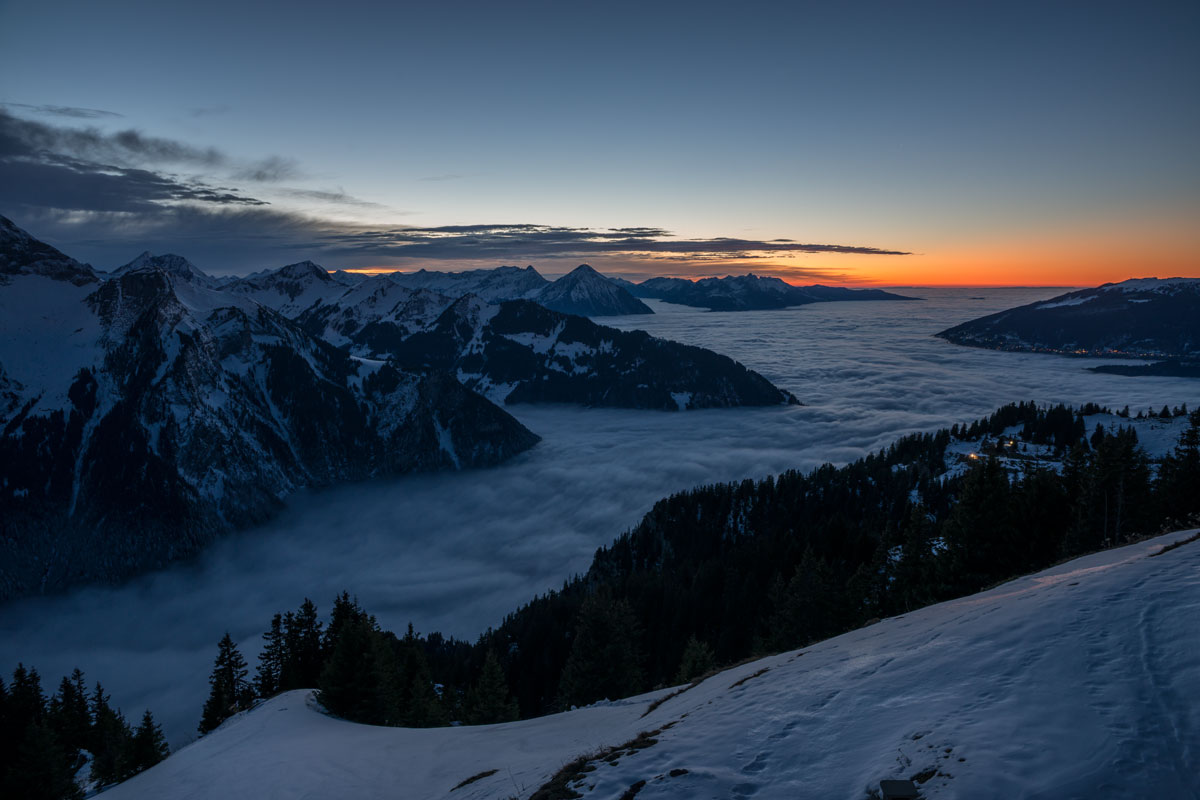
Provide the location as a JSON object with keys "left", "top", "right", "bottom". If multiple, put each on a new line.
{"left": 280, "top": 600, "right": 323, "bottom": 690}
{"left": 10, "top": 721, "right": 82, "bottom": 800}
{"left": 47, "top": 668, "right": 91, "bottom": 770}
{"left": 397, "top": 624, "right": 447, "bottom": 727}
{"left": 674, "top": 636, "right": 716, "bottom": 684}
{"left": 318, "top": 616, "right": 391, "bottom": 725}
{"left": 127, "top": 709, "right": 170, "bottom": 773}
{"left": 198, "top": 633, "right": 252, "bottom": 734}
{"left": 465, "top": 650, "right": 518, "bottom": 725}
{"left": 255, "top": 613, "right": 285, "bottom": 698}
{"left": 556, "top": 595, "right": 644, "bottom": 709}
{"left": 90, "top": 683, "right": 132, "bottom": 787}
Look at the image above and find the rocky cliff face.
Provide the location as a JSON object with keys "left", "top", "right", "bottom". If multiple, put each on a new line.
{"left": 387, "top": 297, "right": 797, "bottom": 409}
{"left": 0, "top": 218, "right": 538, "bottom": 600}
{"left": 0, "top": 217, "right": 800, "bottom": 600}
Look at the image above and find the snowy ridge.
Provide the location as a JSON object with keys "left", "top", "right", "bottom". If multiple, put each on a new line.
{"left": 103, "top": 529, "right": 1200, "bottom": 799}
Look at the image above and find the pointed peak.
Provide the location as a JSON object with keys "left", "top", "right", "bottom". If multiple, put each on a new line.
{"left": 562, "top": 264, "right": 603, "bottom": 280}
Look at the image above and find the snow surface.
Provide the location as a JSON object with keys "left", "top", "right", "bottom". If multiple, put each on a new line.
{"left": 1035, "top": 294, "right": 1096, "bottom": 309}
{"left": 1099, "top": 277, "right": 1200, "bottom": 294}
{"left": 102, "top": 530, "right": 1200, "bottom": 800}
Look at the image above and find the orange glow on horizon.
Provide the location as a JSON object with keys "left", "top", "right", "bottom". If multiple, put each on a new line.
{"left": 332, "top": 224, "right": 1198, "bottom": 288}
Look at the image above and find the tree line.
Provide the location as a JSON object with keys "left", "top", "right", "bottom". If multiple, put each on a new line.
{"left": 197, "top": 401, "right": 1199, "bottom": 733}
{"left": 0, "top": 665, "right": 167, "bottom": 799}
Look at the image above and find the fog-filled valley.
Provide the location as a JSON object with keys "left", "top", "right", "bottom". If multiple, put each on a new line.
{"left": 2, "top": 287, "right": 1197, "bottom": 747}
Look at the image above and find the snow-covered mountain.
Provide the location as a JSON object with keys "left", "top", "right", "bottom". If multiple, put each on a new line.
{"left": 222, "top": 260, "right": 350, "bottom": 316}
{"left": 936, "top": 277, "right": 1200, "bottom": 358}
{"left": 388, "top": 263, "right": 653, "bottom": 316}
{"left": 629, "top": 273, "right": 914, "bottom": 311}
{"left": 531, "top": 264, "right": 652, "bottom": 316}
{"left": 102, "top": 528, "right": 1200, "bottom": 799}
{"left": 0, "top": 218, "right": 802, "bottom": 598}
{"left": 113, "top": 251, "right": 219, "bottom": 288}
{"left": 388, "top": 295, "right": 797, "bottom": 409}
{"left": 228, "top": 263, "right": 792, "bottom": 410}
{"left": 0, "top": 218, "right": 539, "bottom": 600}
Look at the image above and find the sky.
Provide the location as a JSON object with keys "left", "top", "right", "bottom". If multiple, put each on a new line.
{"left": 1, "top": 0, "right": 1197, "bottom": 285}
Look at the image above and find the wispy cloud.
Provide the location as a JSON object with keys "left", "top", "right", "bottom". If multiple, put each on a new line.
{"left": 1, "top": 102, "right": 123, "bottom": 119}
{"left": 233, "top": 156, "right": 303, "bottom": 183}
{"left": 417, "top": 173, "right": 466, "bottom": 182}
{"left": 277, "top": 187, "right": 387, "bottom": 208}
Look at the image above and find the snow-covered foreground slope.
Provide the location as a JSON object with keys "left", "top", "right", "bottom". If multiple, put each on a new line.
{"left": 106, "top": 530, "right": 1200, "bottom": 799}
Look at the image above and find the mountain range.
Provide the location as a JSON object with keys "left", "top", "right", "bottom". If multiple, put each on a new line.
{"left": 387, "top": 263, "right": 653, "bottom": 316}
{"left": 0, "top": 217, "right": 795, "bottom": 599}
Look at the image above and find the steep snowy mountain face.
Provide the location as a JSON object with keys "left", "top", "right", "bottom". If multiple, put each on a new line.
{"left": 0, "top": 217, "right": 539, "bottom": 601}
{"left": 102, "top": 529, "right": 1200, "bottom": 800}
{"left": 223, "top": 261, "right": 349, "bottom": 317}
{"left": 386, "top": 296, "right": 797, "bottom": 409}
{"left": 531, "top": 264, "right": 652, "bottom": 316}
{"left": 630, "top": 273, "right": 914, "bottom": 310}
{"left": 936, "top": 278, "right": 1200, "bottom": 358}
{"left": 294, "top": 277, "right": 455, "bottom": 350}
{"left": 114, "top": 252, "right": 218, "bottom": 288}
{"left": 389, "top": 265, "right": 550, "bottom": 303}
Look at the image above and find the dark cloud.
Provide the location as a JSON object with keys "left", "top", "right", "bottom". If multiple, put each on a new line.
{"left": 0, "top": 110, "right": 224, "bottom": 167}
{"left": 0, "top": 157, "right": 266, "bottom": 214}
{"left": 0, "top": 109, "right": 268, "bottom": 230}
{"left": 1, "top": 102, "right": 123, "bottom": 119}
{"left": 315, "top": 224, "right": 911, "bottom": 261}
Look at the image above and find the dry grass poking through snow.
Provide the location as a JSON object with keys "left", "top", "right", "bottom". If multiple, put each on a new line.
{"left": 528, "top": 722, "right": 679, "bottom": 800}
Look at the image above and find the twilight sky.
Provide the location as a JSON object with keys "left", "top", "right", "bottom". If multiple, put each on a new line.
{"left": 1, "top": 0, "right": 1197, "bottom": 285}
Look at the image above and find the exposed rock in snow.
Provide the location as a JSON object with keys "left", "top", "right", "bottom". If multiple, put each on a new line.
{"left": 389, "top": 298, "right": 797, "bottom": 409}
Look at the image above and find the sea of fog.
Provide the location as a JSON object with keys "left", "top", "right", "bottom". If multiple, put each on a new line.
{"left": 2, "top": 287, "right": 1197, "bottom": 746}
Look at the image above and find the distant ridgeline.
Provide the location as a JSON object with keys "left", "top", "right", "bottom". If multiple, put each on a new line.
{"left": 619, "top": 273, "right": 916, "bottom": 311}
{"left": 0, "top": 217, "right": 794, "bottom": 601}
{"left": 937, "top": 278, "right": 1200, "bottom": 377}
{"left": 186, "top": 401, "right": 1199, "bottom": 734}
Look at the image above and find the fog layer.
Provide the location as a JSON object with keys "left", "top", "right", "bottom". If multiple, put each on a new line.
{"left": 2, "top": 288, "right": 1195, "bottom": 745}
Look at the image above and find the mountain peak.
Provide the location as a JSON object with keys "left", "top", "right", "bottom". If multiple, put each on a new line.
{"left": 276, "top": 260, "right": 332, "bottom": 281}
{"left": 564, "top": 263, "right": 602, "bottom": 278}
{"left": 116, "top": 252, "right": 211, "bottom": 284}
